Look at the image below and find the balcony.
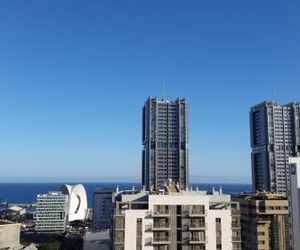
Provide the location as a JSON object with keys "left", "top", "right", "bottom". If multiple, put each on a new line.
{"left": 232, "top": 236, "right": 241, "bottom": 242}
{"left": 189, "top": 222, "right": 206, "bottom": 230}
{"left": 114, "top": 238, "right": 124, "bottom": 244}
{"left": 189, "top": 209, "right": 206, "bottom": 217}
{"left": 153, "top": 223, "right": 170, "bottom": 231}
{"left": 152, "top": 210, "right": 170, "bottom": 217}
{"left": 115, "top": 225, "right": 125, "bottom": 230}
{"left": 152, "top": 236, "right": 170, "bottom": 245}
{"left": 232, "top": 222, "right": 241, "bottom": 229}
{"left": 189, "top": 236, "right": 207, "bottom": 244}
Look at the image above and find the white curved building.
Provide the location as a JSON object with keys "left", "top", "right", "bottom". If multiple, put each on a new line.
{"left": 60, "top": 184, "right": 88, "bottom": 222}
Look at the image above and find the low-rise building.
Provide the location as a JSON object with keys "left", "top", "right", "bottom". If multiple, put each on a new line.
{"left": 83, "top": 230, "right": 111, "bottom": 250}
{"left": 0, "top": 205, "right": 26, "bottom": 220}
{"left": 113, "top": 181, "right": 241, "bottom": 250}
{"left": 35, "top": 191, "right": 68, "bottom": 233}
{"left": 234, "top": 192, "right": 289, "bottom": 250}
{"left": 0, "top": 220, "right": 21, "bottom": 249}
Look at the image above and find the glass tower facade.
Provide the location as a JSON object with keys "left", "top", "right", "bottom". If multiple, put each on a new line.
{"left": 142, "top": 97, "right": 189, "bottom": 191}
{"left": 250, "top": 101, "right": 300, "bottom": 193}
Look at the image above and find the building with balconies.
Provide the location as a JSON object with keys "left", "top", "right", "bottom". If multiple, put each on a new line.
{"left": 233, "top": 192, "right": 289, "bottom": 250}
{"left": 112, "top": 181, "right": 241, "bottom": 250}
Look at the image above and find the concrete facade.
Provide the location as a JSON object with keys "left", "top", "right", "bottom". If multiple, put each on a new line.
{"left": 234, "top": 192, "right": 289, "bottom": 250}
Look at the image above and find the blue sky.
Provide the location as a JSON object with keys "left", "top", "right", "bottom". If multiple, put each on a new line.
{"left": 0, "top": 0, "right": 299, "bottom": 183}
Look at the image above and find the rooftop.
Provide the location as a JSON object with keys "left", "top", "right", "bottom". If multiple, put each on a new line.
{"left": 235, "top": 192, "right": 287, "bottom": 201}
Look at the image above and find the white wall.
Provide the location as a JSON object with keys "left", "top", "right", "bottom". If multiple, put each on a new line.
{"left": 124, "top": 210, "right": 153, "bottom": 250}
{"left": 0, "top": 223, "right": 21, "bottom": 249}
{"left": 207, "top": 210, "right": 232, "bottom": 250}
{"left": 289, "top": 157, "right": 300, "bottom": 250}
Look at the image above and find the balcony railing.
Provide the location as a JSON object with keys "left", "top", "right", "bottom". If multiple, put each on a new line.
{"left": 114, "top": 238, "right": 124, "bottom": 244}
{"left": 232, "top": 236, "right": 241, "bottom": 242}
{"left": 152, "top": 236, "right": 170, "bottom": 244}
{"left": 189, "top": 236, "right": 207, "bottom": 244}
{"left": 145, "top": 237, "right": 170, "bottom": 245}
{"left": 115, "top": 224, "right": 125, "bottom": 230}
{"left": 153, "top": 223, "right": 170, "bottom": 230}
{"left": 189, "top": 209, "right": 206, "bottom": 217}
{"left": 232, "top": 222, "right": 241, "bottom": 228}
{"left": 189, "top": 222, "right": 206, "bottom": 230}
{"left": 152, "top": 210, "right": 170, "bottom": 217}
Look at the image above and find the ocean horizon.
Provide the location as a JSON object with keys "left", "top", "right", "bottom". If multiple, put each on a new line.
{"left": 0, "top": 182, "right": 252, "bottom": 207}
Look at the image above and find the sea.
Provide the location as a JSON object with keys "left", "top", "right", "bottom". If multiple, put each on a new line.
{"left": 0, "top": 182, "right": 252, "bottom": 208}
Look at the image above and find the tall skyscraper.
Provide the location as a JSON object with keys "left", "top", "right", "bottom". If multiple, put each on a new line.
{"left": 142, "top": 97, "right": 189, "bottom": 191}
{"left": 250, "top": 101, "right": 300, "bottom": 193}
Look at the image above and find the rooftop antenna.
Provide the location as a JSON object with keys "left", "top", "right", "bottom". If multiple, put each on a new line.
{"left": 272, "top": 87, "right": 276, "bottom": 104}
{"left": 163, "top": 80, "right": 166, "bottom": 100}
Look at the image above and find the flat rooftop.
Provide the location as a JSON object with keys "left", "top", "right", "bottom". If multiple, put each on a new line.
{"left": 0, "top": 220, "right": 19, "bottom": 225}
{"left": 236, "top": 192, "right": 287, "bottom": 201}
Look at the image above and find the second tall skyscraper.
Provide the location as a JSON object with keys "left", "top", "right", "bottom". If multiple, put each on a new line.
{"left": 142, "top": 97, "right": 189, "bottom": 191}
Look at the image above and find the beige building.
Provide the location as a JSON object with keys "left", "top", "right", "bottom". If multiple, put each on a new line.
{"left": 0, "top": 220, "right": 21, "bottom": 249}
{"left": 0, "top": 220, "right": 38, "bottom": 250}
{"left": 234, "top": 192, "right": 289, "bottom": 250}
{"left": 113, "top": 182, "right": 241, "bottom": 250}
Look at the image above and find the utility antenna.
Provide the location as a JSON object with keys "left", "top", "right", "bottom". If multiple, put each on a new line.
{"left": 272, "top": 87, "right": 276, "bottom": 103}
{"left": 163, "top": 80, "right": 166, "bottom": 100}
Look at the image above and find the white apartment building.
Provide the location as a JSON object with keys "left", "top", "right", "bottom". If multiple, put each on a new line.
{"left": 35, "top": 191, "right": 68, "bottom": 233}
{"left": 288, "top": 157, "right": 300, "bottom": 250}
{"left": 113, "top": 182, "right": 241, "bottom": 250}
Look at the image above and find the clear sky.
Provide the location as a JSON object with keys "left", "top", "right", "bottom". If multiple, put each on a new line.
{"left": 0, "top": 0, "right": 299, "bottom": 183}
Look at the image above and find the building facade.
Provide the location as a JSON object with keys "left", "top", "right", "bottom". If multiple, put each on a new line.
{"left": 288, "top": 157, "right": 300, "bottom": 250}
{"left": 113, "top": 183, "right": 241, "bottom": 250}
{"left": 142, "top": 97, "right": 189, "bottom": 191}
{"left": 234, "top": 192, "right": 289, "bottom": 250}
{"left": 93, "top": 188, "right": 115, "bottom": 231}
{"left": 250, "top": 101, "right": 300, "bottom": 193}
{"left": 35, "top": 191, "right": 67, "bottom": 233}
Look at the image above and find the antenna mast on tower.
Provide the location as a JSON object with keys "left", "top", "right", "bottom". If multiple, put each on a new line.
{"left": 163, "top": 80, "right": 166, "bottom": 100}
{"left": 272, "top": 88, "right": 276, "bottom": 104}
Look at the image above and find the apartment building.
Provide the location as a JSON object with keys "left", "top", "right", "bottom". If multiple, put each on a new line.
{"left": 113, "top": 182, "right": 241, "bottom": 250}
{"left": 234, "top": 192, "right": 289, "bottom": 250}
